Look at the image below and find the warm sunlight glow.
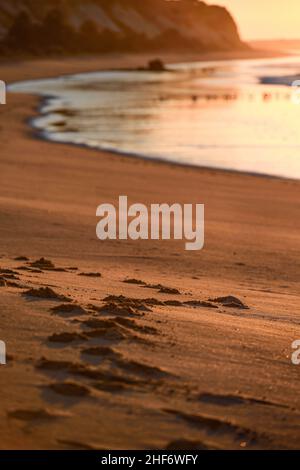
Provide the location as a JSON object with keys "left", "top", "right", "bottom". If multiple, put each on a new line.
{"left": 208, "top": 0, "right": 300, "bottom": 40}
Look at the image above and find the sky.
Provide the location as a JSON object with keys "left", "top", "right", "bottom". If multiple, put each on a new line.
{"left": 208, "top": 0, "right": 300, "bottom": 40}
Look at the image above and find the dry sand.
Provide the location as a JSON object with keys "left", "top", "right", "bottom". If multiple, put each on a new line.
{"left": 0, "top": 54, "right": 300, "bottom": 450}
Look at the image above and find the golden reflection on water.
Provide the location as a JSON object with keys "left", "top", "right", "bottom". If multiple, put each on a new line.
{"left": 9, "top": 56, "right": 300, "bottom": 179}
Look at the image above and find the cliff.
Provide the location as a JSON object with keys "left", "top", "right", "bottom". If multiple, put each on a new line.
{"left": 0, "top": 0, "right": 246, "bottom": 55}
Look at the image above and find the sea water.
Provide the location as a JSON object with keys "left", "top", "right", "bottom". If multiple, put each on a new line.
{"left": 9, "top": 54, "right": 300, "bottom": 180}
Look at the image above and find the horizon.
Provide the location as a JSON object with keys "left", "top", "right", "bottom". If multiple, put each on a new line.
{"left": 208, "top": 0, "right": 300, "bottom": 41}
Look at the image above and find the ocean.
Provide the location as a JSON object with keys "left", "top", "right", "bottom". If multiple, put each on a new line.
{"left": 9, "top": 54, "right": 300, "bottom": 180}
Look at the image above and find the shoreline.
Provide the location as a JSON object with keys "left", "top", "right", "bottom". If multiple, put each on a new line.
{"left": 0, "top": 53, "right": 300, "bottom": 450}
{"left": 7, "top": 49, "right": 299, "bottom": 183}
{"left": 1, "top": 48, "right": 290, "bottom": 85}
{"left": 33, "top": 121, "right": 298, "bottom": 183}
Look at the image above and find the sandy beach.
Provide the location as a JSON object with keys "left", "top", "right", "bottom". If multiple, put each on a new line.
{"left": 0, "top": 54, "right": 300, "bottom": 450}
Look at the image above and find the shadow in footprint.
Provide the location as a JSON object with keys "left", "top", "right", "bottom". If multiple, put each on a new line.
{"left": 51, "top": 304, "right": 88, "bottom": 317}
{"left": 7, "top": 407, "right": 71, "bottom": 424}
{"left": 47, "top": 332, "right": 88, "bottom": 347}
{"left": 42, "top": 381, "right": 92, "bottom": 407}
{"left": 23, "top": 287, "right": 72, "bottom": 302}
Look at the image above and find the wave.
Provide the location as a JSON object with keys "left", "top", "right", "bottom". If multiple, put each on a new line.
{"left": 260, "top": 74, "right": 300, "bottom": 86}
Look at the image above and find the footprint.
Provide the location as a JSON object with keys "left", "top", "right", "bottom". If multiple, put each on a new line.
{"left": 158, "top": 286, "right": 181, "bottom": 295}
{"left": 115, "top": 357, "right": 171, "bottom": 378}
{"left": 85, "top": 327, "right": 129, "bottom": 342}
{"left": 23, "top": 287, "right": 72, "bottom": 302}
{"left": 209, "top": 296, "right": 248, "bottom": 310}
{"left": 37, "top": 358, "right": 120, "bottom": 382}
{"left": 36, "top": 358, "right": 145, "bottom": 389}
{"left": 30, "top": 258, "right": 55, "bottom": 270}
{"left": 114, "top": 316, "right": 157, "bottom": 335}
{"left": 8, "top": 408, "right": 71, "bottom": 422}
{"left": 104, "top": 294, "right": 163, "bottom": 308}
{"left": 82, "top": 319, "right": 147, "bottom": 343}
{"left": 14, "top": 256, "right": 29, "bottom": 261}
{"left": 81, "top": 346, "right": 122, "bottom": 361}
{"left": 198, "top": 393, "right": 289, "bottom": 409}
{"left": 51, "top": 304, "right": 87, "bottom": 317}
{"left": 163, "top": 409, "right": 264, "bottom": 445}
{"left": 27, "top": 258, "right": 68, "bottom": 272}
{"left": 3, "top": 279, "right": 27, "bottom": 289}
{"left": 17, "top": 266, "right": 43, "bottom": 273}
{"left": 0, "top": 269, "right": 18, "bottom": 275}
{"left": 1, "top": 273, "right": 19, "bottom": 280}
{"left": 143, "top": 283, "right": 181, "bottom": 295}
{"left": 36, "top": 358, "right": 74, "bottom": 371}
{"left": 97, "top": 302, "right": 138, "bottom": 317}
{"left": 164, "top": 300, "right": 219, "bottom": 309}
{"left": 0, "top": 276, "right": 25, "bottom": 288}
{"left": 92, "top": 380, "right": 128, "bottom": 393}
{"left": 82, "top": 318, "right": 117, "bottom": 329}
{"left": 123, "top": 279, "right": 147, "bottom": 285}
{"left": 48, "top": 381, "right": 91, "bottom": 397}
{"left": 164, "top": 439, "right": 212, "bottom": 450}
{"left": 48, "top": 332, "right": 87, "bottom": 343}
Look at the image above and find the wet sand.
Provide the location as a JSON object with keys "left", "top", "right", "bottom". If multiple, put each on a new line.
{"left": 0, "top": 54, "right": 300, "bottom": 450}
